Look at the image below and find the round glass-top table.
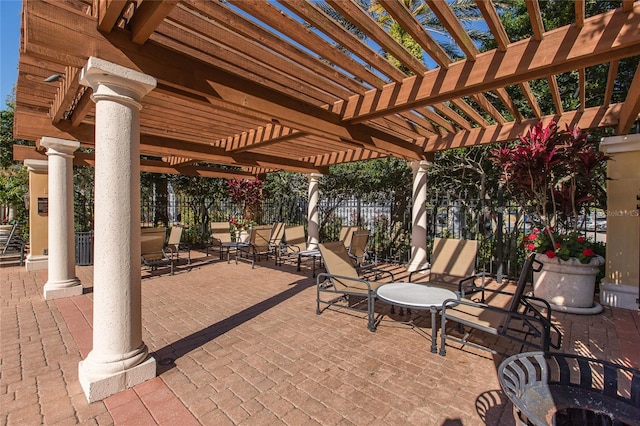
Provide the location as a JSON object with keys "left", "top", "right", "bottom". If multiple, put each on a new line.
{"left": 376, "top": 283, "right": 459, "bottom": 353}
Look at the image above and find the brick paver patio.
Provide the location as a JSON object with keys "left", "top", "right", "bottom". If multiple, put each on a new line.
{"left": 2, "top": 252, "right": 639, "bottom": 425}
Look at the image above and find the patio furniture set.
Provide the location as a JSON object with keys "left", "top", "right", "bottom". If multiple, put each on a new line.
{"left": 140, "top": 225, "right": 192, "bottom": 275}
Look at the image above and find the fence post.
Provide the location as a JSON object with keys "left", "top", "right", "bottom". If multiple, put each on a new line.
{"left": 496, "top": 186, "right": 504, "bottom": 283}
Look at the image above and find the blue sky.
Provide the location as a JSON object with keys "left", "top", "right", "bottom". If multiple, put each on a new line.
{"left": 1, "top": 0, "right": 21, "bottom": 107}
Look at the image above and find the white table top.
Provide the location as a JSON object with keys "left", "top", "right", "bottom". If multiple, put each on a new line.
{"left": 298, "top": 249, "right": 321, "bottom": 257}
{"left": 376, "top": 283, "right": 458, "bottom": 309}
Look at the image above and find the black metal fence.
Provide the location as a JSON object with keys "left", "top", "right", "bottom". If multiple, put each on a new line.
{"left": 76, "top": 193, "right": 605, "bottom": 279}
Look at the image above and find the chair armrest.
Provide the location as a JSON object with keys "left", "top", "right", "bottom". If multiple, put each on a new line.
{"left": 359, "top": 267, "right": 394, "bottom": 282}
{"left": 316, "top": 272, "right": 377, "bottom": 293}
{"left": 407, "top": 264, "right": 432, "bottom": 282}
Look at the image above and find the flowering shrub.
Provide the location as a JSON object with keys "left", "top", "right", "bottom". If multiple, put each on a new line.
{"left": 523, "top": 228, "right": 596, "bottom": 264}
{"left": 229, "top": 216, "right": 255, "bottom": 231}
{"left": 226, "top": 178, "right": 264, "bottom": 222}
{"left": 491, "top": 120, "right": 608, "bottom": 232}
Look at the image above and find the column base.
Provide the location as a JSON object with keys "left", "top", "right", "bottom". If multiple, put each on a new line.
{"left": 79, "top": 356, "right": 156, "bottom": 403}
{"left": 600, "top": 280, "right": 639, "bottom": 310}
{"left": 26, "top": 254, "right": 48, "bottom": 271}
{"left": 43, "top": 278, "right": 83, "bottom": 300}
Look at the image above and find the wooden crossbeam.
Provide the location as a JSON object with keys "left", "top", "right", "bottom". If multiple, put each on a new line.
{"left": 339, "top": 6, "right": 640, "bottom": 122}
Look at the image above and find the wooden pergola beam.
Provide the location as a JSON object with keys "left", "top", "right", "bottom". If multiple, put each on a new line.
{"left": 425, "top": 0, "right": 477, "bottom": 61}
{"left": 421, "top": 104, "right": 621, "bottom": 152}
{"left": 130, "top": 0, "right": 179, "bottom": 45}
{"left": 97, "top": 0, "right": 129, "bottom": 33}
{"left": 340, "top": 6, "right": 640, "bottom": 122}
{"left": 617, "top": 61, "right": 640, "bottom": 134}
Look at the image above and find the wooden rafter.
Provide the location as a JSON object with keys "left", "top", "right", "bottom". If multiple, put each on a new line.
{"left": 578, "top": 68, "right": 586, "bottom": 111}
{"left": 227, "top": 0, "right": 386, "bottom": 89}
{"left": 279, "top": 0, "right": 405, "bottom": 82}
{"left": 604, "top": 60, "right": 619, "bottom": 107}
{"left": 378, "top": 0, "right": 451, "bottom": 68}
{"left": 547, "top": 75, "right": 564, "bottom": 114}
{"left": 421, "top": 104, "right": 621, "bottom": 152}
{"left": 424, "top": 0, "right": 477, "bottom": 61}
{"left": 69, "top": 87, "right": 93, "bottom": 127}
{"left": 339, "top": 6, "right": 640, "bottom": 122}
{"left": 130, "top": 0, "right": 179, "bottom": 45}
{"left": 183, "top": 0, "right": 367, "bottom": 95}
{"left": 50, "top": 66, "right": 80, "bottom": 123}
{"left": 526, "top": 0, "right": 545, "bottom": 41}
{"left": 623, "top": 0, "right": 635, "bottom": 12}
{"left": 520, "top": 82, "right": 542, "bottom": 118}
{"left": 97, "top": 0, "right": 128, "bottom": 32}
{"left": 617, "top": 61, "right": 640, "bottom": 134}
{"left": 575, "top": 0, "right": 585, "bottom": 28}
{"left": 476, "top": 0, "right": 510, "bottom": 51}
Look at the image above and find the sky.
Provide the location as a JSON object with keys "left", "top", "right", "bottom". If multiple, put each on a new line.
{"left": 1, "top": 0, "right": 21, "bottom": 107}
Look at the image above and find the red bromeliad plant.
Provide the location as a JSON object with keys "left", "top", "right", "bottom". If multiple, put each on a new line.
{"left": 226, "top": 177, "right": 264, "bottom": 224}
{"left": 491, "top": 120, "right": 609, "bottom": 263}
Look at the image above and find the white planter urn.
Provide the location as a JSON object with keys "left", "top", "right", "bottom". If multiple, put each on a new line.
{"left": 532, "top": 254, "right": 605, "bottom": 314}
{"left": 236, "top": 230, "right": 250, "bottom": 243}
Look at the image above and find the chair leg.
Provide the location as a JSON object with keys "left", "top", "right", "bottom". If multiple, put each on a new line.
{"left": 439, "top": 316, "right": 447, "bottom": 356}
{"left": 368, "top": 295, "right": 376, "bottom": 332}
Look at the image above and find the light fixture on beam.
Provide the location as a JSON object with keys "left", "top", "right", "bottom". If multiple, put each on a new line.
{"left": 43, "top": 74, "right": 65, "bottom": 83}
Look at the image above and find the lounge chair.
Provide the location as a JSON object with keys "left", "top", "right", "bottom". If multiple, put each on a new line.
{"left": 280, "top": 225, "right": 307, "bottom": 264}
{"left": 206, "top": 221, "right": 232, "bottom": 258}
{"left": 0, "top": 222, "right": 25, "bottom": 266}
{"left": 268, "top": 222, "right": 286, "bottom": 265}
{"left": 339, "top": 225, "right": 360, "bottom": 249}
{"left": 317, "top": 241, "right": 394, "bottom": 332}
{"left": 165, "top": 224, "right": 190, "bottom": 266}
{"left": 236, "top": 225, "right": 272, "bottom": 268}
{"left": 408, "top": 237, "right": 481, "bottom": 294}
{"left": 439, "top": 253, "right": 562, "bottom": 356}
{"left": 141, "top": 227, "right": 174, "bottom": 275}
{"left": 348, "top": 230, "right": 371, "bottom": 268}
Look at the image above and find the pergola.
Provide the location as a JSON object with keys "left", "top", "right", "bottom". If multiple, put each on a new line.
{"left": 11, "top": 0, "right": 640, "bottom": 404}
{"left": 13, "top": 0, "right": 640, "bottom": 174}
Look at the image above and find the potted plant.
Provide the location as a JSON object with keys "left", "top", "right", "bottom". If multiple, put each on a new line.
{"left": 229, "top": 216, "right": 255, "bottom": 242}
{"left": 491, "top": 120, "right": 609, "bottom": 312}
{"left": 226, "top": 177, "right": 264, "bottom": 242}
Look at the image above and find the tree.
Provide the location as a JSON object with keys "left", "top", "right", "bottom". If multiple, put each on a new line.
{"left": 0, "top": 100, "right": 30, "bottom": 227}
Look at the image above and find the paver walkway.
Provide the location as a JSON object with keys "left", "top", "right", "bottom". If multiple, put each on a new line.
{"left": 2, "top": 252, "right": 639, "bottom": 425}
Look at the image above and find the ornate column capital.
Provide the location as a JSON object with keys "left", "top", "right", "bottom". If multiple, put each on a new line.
{"left": 80, "top": 56, "right": 156, "bottom": 106}
{"left": 24, "top": 159, "right": 48, "bottom": 172}
{"left": 41, "top": 137, "right": 80, "bottom": 159}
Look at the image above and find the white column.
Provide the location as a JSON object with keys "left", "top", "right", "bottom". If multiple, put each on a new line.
{"left": 41, "top": 138, "right": 82, "bottom": 299}
{"left": 407, "top": 160, "right": 431, "bottom": 272}
{"left": 599, "top": 133, "right": 640, "bottom": 310}
{"left": 77, "top": 57, "right": 157, "bottom": 403}
{"left": 23, "top": 159, "right": 49, "bottom": 271}
{"left": 307, "top": 173, "right": 322, "bottom": 250}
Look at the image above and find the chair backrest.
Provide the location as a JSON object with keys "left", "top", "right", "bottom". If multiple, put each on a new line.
{"left": 269, "top": 222, "right": 286, "bottom": 246}
{"left": 339, "top": 226, "right": 360, "bottom": 248}
{"left": 210, "top": 221, "right": 232, "bottom": 244}
{"left": 167, "top": 225, "right": 184, "bottom": 246}
{"left": 251, "top": 225, "right": 272, "bottom": 251}
{"left": 284, "top": 225, "right": 307, "bottom": 251}
{"left": 507, "top": 253, "right": 537, "bottom": 313}
{"left": 429, "top": 238, "right": 477, "bottom": 283}
{"left": 141, "top": 227, "right": 166, "bottom": 259}
{"left": 348, "top": 231, "right": 369, "bottom": 265}
{"left": 319, "top": 241, "right": 360, "bottom": 285}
